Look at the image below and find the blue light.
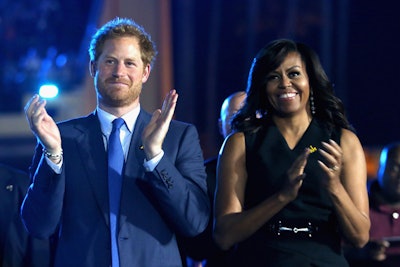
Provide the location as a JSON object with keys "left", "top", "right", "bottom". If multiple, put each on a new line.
{"left": 56, "top": 54, "right": 67, "bottom": 67}
{"left": 39, "top": 84, "right": 59, "bottom": 99}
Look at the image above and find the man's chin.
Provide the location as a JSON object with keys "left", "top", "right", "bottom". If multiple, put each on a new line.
{"left": 105, "top": 96, "right": 139, "bottom": 108}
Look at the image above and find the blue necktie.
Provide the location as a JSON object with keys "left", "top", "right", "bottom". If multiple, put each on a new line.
{"left": 108, "top": 118, "right": 125, "bottom": 267}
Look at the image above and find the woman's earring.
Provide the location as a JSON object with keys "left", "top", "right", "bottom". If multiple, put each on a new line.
{"left": 310, "top": 90, "right": 316, "bottom": 115}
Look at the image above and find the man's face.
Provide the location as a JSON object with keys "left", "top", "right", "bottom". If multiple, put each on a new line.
{"left": 91, "top": 37, "right": 150, "bottom": 110}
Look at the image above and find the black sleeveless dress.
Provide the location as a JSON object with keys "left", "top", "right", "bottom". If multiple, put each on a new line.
{"left": 228, "top": 118, "right": 349, "bottom": 267}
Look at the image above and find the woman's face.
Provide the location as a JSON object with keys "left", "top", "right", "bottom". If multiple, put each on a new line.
{"left": 265, "top": 52, "right": 310, "bottom": 117}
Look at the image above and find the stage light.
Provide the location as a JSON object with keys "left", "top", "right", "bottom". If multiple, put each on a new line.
{"left": 39, "top": 84, "right": 59, "bottom": 99}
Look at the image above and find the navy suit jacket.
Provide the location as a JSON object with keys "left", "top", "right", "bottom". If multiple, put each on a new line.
{"left": 21, "top": 110, "right": 210, "bottom": 267}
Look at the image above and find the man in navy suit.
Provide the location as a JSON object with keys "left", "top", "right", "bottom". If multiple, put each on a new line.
{"left": 21, "top": 17, "right": 209, "bottom": 267}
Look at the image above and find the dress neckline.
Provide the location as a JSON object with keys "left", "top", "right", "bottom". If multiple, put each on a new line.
{"left": 272, "top": 119, "right": 314, "bottom": 151}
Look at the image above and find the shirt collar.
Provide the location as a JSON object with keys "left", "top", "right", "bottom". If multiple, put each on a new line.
{"left": 97, "top": 105, "right": 140, "bottom": 136}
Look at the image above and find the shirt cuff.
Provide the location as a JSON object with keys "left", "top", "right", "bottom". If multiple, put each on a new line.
{"left": 143, "top": 150, "right": 164, "bottom": 172}
{"left": 45, "top": 155, "right": 63, "bottom": 174}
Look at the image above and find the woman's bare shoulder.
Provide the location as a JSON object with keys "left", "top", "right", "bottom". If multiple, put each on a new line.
{"left": 340, "top": 128, "right": 362, "bottom": 148}
{"left": 220, "top": 132, "right": 245, "bottom": 154}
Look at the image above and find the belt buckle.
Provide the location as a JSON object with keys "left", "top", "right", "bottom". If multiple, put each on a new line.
{"left": 272, "top": 221, "right": 314, "bottom": 238}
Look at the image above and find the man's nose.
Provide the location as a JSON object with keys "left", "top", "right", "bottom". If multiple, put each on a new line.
{"left": 112, "top": 63, "right": 126, "bottom": 77}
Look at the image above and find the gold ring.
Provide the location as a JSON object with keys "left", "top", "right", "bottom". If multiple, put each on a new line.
{"left": 330, "top": 165, "right": 339, "bottom": 172}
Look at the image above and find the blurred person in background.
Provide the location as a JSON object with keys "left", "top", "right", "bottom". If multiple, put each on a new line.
{"left": 346, "top": 142, "right": 400, "bottom": 267}
{"left": 181, "top": 91, "right": 246, "bottom": 267}
{"left": 0, "top": 163, "right": 50, "bottom": 267}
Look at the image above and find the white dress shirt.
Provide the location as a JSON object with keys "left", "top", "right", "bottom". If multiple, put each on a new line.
{"left": 46, "top": 105, "right": 163, "bottom": 173}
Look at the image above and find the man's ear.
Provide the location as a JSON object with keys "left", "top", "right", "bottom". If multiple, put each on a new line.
{"left": 142, "top": 64, "right": 151, "bottom": 83}
{"left": 89, "top": 61, "right": 96, "bottom": 77}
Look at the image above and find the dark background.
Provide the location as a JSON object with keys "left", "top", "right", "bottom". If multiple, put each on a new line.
{"left": 1, "top": 0, "right": 398, "bottom": 171}
{"left": 172, "top": 0, "right": 399, "bottom": 150}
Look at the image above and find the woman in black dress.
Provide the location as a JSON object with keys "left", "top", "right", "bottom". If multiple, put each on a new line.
{"left": 213, "top": 39, "right": 370, "bottom": 266}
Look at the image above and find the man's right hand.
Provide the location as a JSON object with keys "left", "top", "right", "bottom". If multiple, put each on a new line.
{"left": 24, "top": 95, "right": 62, "bottom": 156}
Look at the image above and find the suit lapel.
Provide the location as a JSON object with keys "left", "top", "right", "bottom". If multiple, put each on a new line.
{"left": 75, "top": 112, "right": 110, "bottom": 226}
{"left": 124, "top": 110, "right": 150, "bottom": 175}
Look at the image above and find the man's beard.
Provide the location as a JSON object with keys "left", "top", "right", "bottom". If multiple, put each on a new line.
{"left": 96, "top": 79, "right": 141, "bottom": 108}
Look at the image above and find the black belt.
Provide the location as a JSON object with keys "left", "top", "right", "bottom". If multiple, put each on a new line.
{"left": 266, "top": 220, "right": 336, "bottom": 239}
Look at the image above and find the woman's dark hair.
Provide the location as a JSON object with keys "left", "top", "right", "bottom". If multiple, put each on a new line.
{"left": 232, "top": 39, "right": 354, "bottom": 134}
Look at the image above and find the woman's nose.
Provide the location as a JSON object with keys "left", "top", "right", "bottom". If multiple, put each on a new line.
{"left": 278, "top": 76, "right": 291, "bottom": 88}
